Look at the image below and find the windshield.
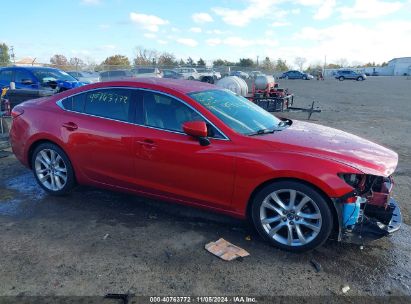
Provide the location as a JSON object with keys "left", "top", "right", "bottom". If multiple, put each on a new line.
{"left": 188, "top": 89, "right": 282, "bottom": 135}
{"left": 32, "top": 68, "right": 77, "bottom": 83}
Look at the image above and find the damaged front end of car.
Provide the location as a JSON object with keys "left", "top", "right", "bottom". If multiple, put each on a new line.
{"left": 333, "top": 173, "right": 402, "bottom": 244}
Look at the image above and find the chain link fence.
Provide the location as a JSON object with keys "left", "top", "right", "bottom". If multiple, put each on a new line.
{"left": 0, "top": 62, "right": 285, "bottom": 78}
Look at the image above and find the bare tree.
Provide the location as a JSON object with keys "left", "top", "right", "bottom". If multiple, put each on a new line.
{"left": 134, "top": 46, "right": 158, "bottom": 66}
{"left": 69, "top": 57, "right": 84, "bottom": 69}
{"left": 84, "top": 56, "right": 97, "bottom": 71}
{"left": 294, "top": 57, "right": 306, "bottom": 71}
{"left": 158, "top": 52, "right": 176, "bottom": 67}
{"left": 50, "top": 54, "right": 68, "bottom": 66}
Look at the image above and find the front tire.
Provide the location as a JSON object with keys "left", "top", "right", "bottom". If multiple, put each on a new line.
{"left": 32, "top": 142, "right": 75, "bottom": 195}
{"left": 251, "top": 181, "right": 333, "bottom": 252}
{"left": 357, "top": 76, "right": 364, "bottom": 81}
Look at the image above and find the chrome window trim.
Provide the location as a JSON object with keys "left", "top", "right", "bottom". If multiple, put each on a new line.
{"left": 56, "top": 86, "right": 230, "bottom": 141}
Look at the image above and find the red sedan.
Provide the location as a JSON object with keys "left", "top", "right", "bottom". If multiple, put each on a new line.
{"left": 10, "top": 78, "right": 401, "bottom": 252}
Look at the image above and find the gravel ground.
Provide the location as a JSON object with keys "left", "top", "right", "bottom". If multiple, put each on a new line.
{"left": 0, "top": 76, "right": 410, "bottom": 299}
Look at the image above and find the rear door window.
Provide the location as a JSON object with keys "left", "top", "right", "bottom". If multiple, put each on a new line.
{"left": 62, "top": 94, "right": 86, "bottom": 112}
{"left": 84, "top": 88, "right": 134, "bottom": 122}
{"left": 15, "top": 69, "right": 34, "bottom": 83}
{"left": 0, "top": 70, "right": 12, "bottom": 83}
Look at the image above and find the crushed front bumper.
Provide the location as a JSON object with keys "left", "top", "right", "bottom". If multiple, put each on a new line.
{"left": 333, "top": 198, "right": 402, "bottom": 244}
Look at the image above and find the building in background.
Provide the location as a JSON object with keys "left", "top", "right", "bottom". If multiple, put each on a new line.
{"left": 324, "top": 57, "right": 411, "bottom": 77}
{"left": 385, "top": 57, "right": 411, "bottom": 75}
{"left": 14, "top": 57, "right": 43, "bottom": 66}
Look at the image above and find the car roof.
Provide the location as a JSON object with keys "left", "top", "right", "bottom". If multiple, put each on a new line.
{"left": 0, "top": 66, "right": 60, "bottom": 72}
{"left": 100, "top": 69, "right": 130, "bottom": 72}
{"left": 77, "top": 78, "right": 218, "bottom": 94}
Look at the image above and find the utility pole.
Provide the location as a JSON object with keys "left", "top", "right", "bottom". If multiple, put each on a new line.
{"left": 10, "top": 46, "right": 15, "bottom": 64}
{"left": 323, "top": 55, "right": 326, "bottom": 77}
{"left": 256, "top": 56, "right": 259, "bottom": 66}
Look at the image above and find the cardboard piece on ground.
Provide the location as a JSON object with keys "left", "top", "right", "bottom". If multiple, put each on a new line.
{"left": 205, "top": 238, "right": 250, "bottom": 261}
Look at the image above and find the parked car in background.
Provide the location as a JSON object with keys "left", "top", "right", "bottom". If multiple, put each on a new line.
{"left": 162, "top": 69, "right": 184, "bottom": 79}
{"left": 250, "top": 71, "right": 264, "bottom": 78}
{"left": 99, "top": 70, "right": 135, "bottom": 81}
{"left": 335, "top": 70, "right": 367, "bottom": 81}
{"left": 10, "top": 78, "right": 401, "bottom": 252}
{"left": 196, "top": 68, "right": 222, "bottom": 81}
{"left": 279, "top": 70, "right": 314, "bottom": 80}
{"left": 0, "top": 66, "right": 85, "bottom": 91}
{"left": 173, "top": 67, "right": 200, "bottom": 80}
{"left": 131, "top": 67, "right": 162, "bottom": 78}
{"left": 230, "top": 71, "right": 250, "bottom": 79}
{"left": 67, "top": 71, "right": 100, "bottom": 83}
{"left": 214, "top": 66, "right": 231, "bottom": 78}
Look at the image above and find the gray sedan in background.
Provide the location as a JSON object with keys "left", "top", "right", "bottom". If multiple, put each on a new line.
{"left": 335, "top": 70, "right": 367, "bottom": 81}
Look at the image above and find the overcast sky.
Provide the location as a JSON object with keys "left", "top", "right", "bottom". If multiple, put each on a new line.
{"left": 3, "top": 0, "right": 411, "bottom": 67}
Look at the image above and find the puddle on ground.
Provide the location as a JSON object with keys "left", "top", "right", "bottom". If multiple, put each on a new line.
{"left": 0, "top": 198, "right": 26, "bottom": 216}
{"left": 0, "top": 172, "right": 45, "bottom": 216}
{"left": 5, "top": 172, "right": 45, "bottom": 200}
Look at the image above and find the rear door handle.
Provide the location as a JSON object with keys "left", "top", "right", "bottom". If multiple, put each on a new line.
{"left": 62, "top": 122, "right": 78, "bottom": 131}
{"left": 136, "top": 139, "right": 157, "bottom": 149}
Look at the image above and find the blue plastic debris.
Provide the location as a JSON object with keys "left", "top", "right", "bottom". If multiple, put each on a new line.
{"left": 342, "top": 197, "right": 366, "bottom": 228}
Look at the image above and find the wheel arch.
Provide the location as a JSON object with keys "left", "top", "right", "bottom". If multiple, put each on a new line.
{"left": 246, "top": 177, "right": 339, "bottom": 232}
{"left": 27, "top": 138, "right": 71, "bottom": 170}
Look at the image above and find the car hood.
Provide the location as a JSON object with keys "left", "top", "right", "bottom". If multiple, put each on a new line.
{"left": 56, "top": 80, "right": 84, "bottom": 89}
{"left": 255, "top": 120, "right": 398, "bottom": 177}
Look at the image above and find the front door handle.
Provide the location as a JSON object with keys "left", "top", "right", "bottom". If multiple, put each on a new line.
{"left": 62, "top": 122, "right": 78, "bottom": 131}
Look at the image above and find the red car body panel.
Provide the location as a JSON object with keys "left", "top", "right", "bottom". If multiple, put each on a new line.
{"left": 10, "top": 79, "right": 398, "bottom": 219}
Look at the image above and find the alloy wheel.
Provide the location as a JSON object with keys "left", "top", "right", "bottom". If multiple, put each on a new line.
{"left": 259, "top": 189, "right": 322, "bottom": 247}
{"left": 34, "top": 149, "right": 68, "bottom": 191}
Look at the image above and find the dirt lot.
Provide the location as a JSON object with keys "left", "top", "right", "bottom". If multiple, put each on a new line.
{"left": 0, "top": 76, "right": 410, "bottom": 298}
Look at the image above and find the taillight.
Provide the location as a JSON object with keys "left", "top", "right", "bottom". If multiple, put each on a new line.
{"left": 11, "top": 107, "right": 24, "bottom": 118}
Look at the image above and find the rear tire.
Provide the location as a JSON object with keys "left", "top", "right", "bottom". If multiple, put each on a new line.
{"left": 338, "top": 76, "right": 344, "bottom": 81}
{"left": 32, "top": 142, "right": 75, "bottom": 196}
{"left": 251, "top": 181, "right": 333, "bottom": 252}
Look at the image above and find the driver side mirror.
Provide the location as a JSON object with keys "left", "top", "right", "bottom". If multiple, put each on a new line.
{"left": 182, "top": 121, "right": 210, "bottom": 146}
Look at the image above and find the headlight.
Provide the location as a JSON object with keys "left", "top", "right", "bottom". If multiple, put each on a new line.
{"left": 338, "top": 173, "right": 364, "bottom": 188}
